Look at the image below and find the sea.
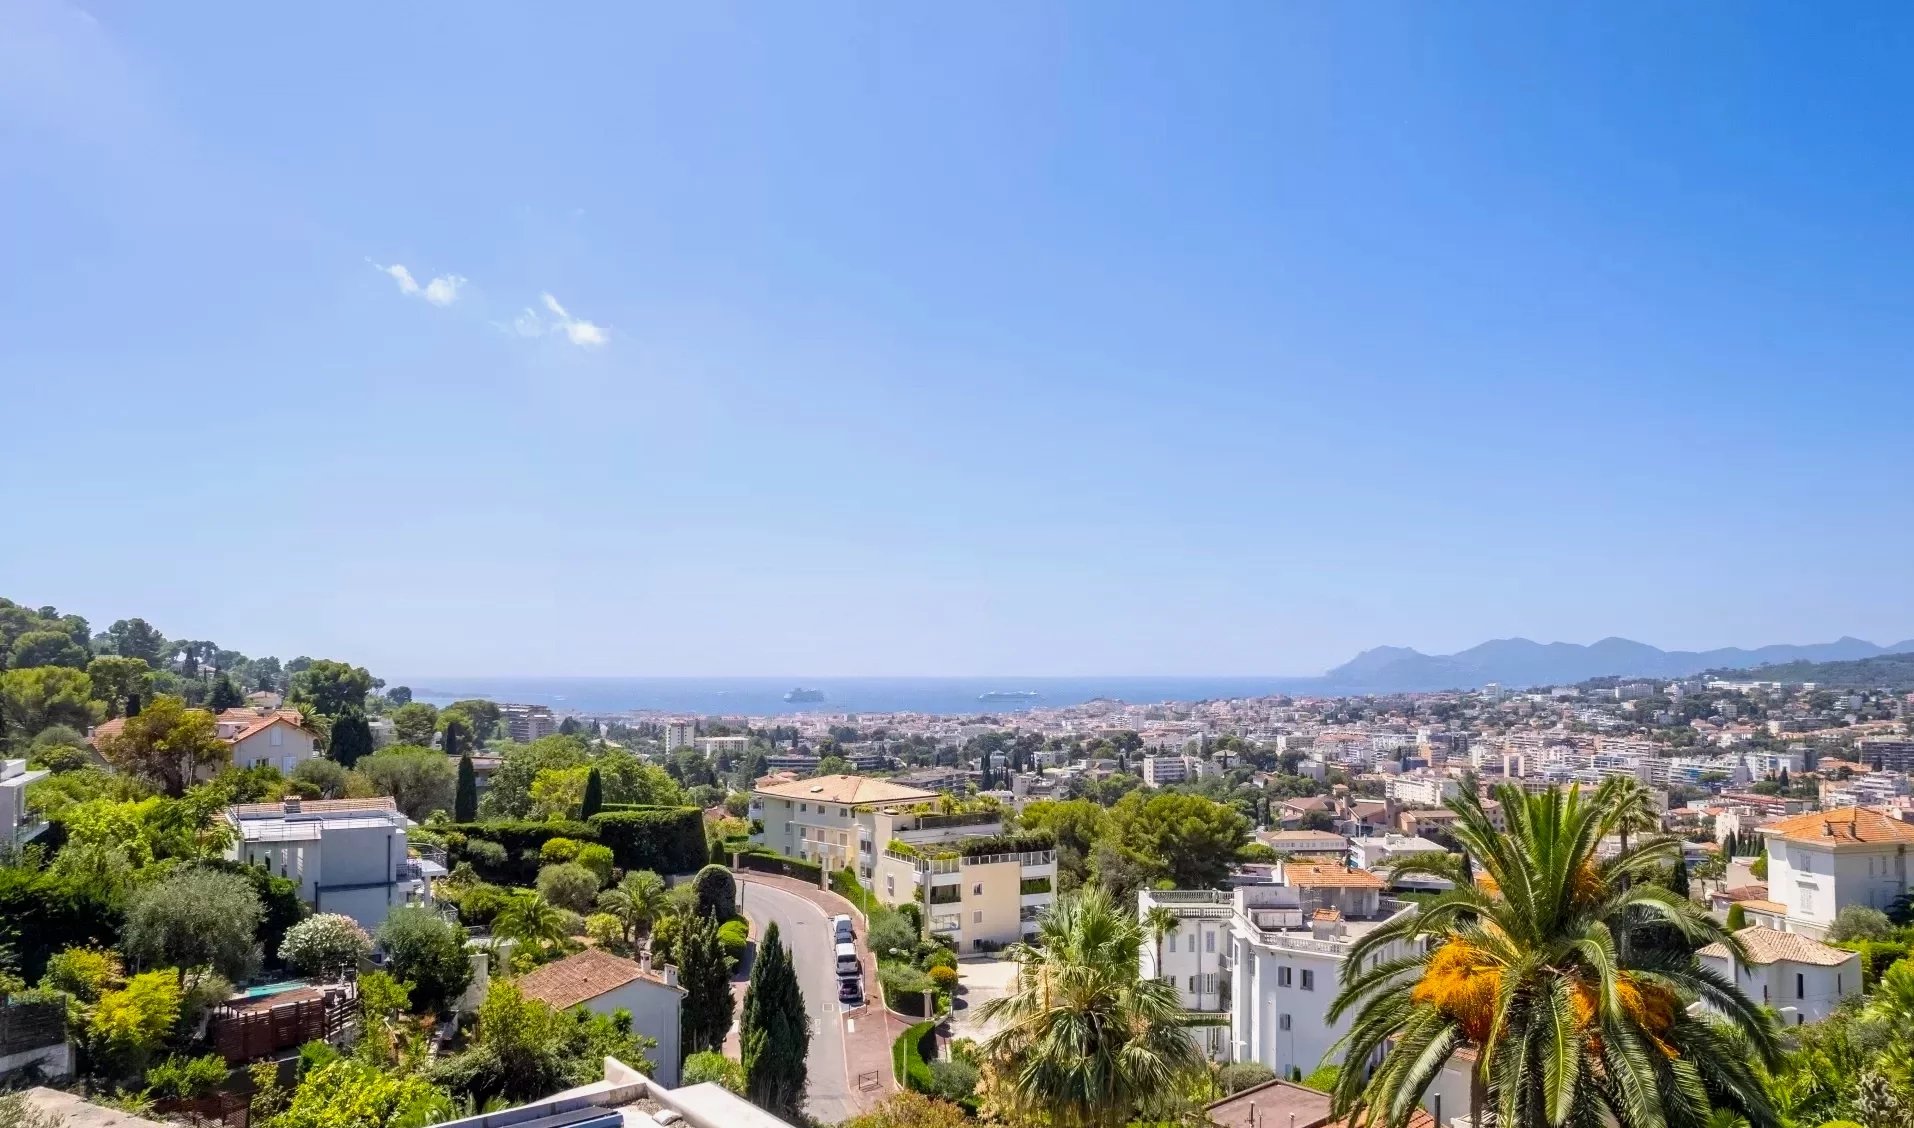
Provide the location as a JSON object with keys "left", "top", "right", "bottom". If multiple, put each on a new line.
{"left": 400, "top": 676, "right": 1314, "bottom": 719}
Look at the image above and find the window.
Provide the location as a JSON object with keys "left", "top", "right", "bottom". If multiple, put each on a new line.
{"left": 1278, "top": 967, "right": 1292, "bottom": 987}
{"left": 1205, "top": 930, "right": 1216, "bottom": 953}
{"left": 800, "top": 803, "right": 808, "bottom": 813}
{"left": 1797, "top": 973, "right": 1805, "bottom": 1000}
{"left": 974, "top": 883, "right": 984, "bottom": 896}
{"left": 886, "top": 875, "right": 895, "bottom": 897}
{"left": 1301, "top": 970, "right": 1315, "bottom": 991}
{"left": 1188, "top": 976, "right": 1197, "bottom": 992}
{"left": 973, "top": 911, "right": 983, "bottom": 924}
{"left": 840, "top": 808, "right": 849, "bottom": 817}
{"left": 1279, "top": 1014, "right": 1292, "bottom": 1031}
{"left": 269, "top": 726, "right": 283, "bottom": 747}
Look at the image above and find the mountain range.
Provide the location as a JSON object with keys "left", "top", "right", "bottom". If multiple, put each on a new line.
{"left": 1315, "top": 635, "right": 1914, "bottom": 694}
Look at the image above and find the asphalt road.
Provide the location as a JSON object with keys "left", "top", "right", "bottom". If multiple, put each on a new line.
{"left": 740, "top": 881, "right": 856, "bottom": 1123}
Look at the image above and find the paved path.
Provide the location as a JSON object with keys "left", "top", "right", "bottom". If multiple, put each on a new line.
{"left": 736, "top": 873, "right": 904, "bottom": 1121}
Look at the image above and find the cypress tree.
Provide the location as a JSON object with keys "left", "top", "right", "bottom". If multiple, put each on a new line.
{"left": 740, "top": 922, "right": 809, "bottom": 1115}
{"left": 209, "top": 673, "right": 244, "bottom": 712}
{"left": 443, "top": 721, "right": 460, "bottom": 759}
{"left": 329, "top": 709, "right": 373, "bottom": 769}
{"left": 679, "top": 914, "right": 734, "bottom": 1054}
{"left": 1669, "top": 853, "right": 1690, "bottom": 898}
{"left": 455, "top": 754, "right": 478, "bottom": 823}
{"left": 582, "top": 766, "right": 604, "bottom": 818}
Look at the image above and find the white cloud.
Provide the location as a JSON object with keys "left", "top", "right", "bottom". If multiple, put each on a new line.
{"left": 372, "top": 261, "right": 465, "bottom": 307}
{"left": 520, "top": 291, "right": 608, "bottom": 347}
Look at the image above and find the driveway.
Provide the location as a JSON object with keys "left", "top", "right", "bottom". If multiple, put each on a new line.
{"left": 948, "top": 958, "right": 1019, "bottom": 1045}
{"left": 738, "top": 879, "right": 877, "bottom": 1123}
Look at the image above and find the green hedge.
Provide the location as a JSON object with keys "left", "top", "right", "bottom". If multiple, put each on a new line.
{"left": 893, "top": 1020, "right": 936, "bottom": 1093}
{"left": 588, "top": 808, "right": 706, "bottom": 875}
{"left": 737, "top": 852, "right": 822, "bottom": 883}
{"left": 0, "top": 868, "right": 120, "bottom": 979}
{"left": 830, "top": 868, "right": 878, "bottom": 917}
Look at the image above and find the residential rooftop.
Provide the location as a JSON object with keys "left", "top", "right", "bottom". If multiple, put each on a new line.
{"left": 751, "top": 773, "right": 940, "bottom": 806}
{"left": 1760, "top": 806, "right": 1914, "bottom": 846}
{"left": 1698, "top": 926, "right": 1856, "bottom": 968}
{"left": 517, "top": 948, "right": 679, "bottom": 1011}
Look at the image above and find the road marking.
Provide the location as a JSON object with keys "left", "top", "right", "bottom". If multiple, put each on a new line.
{"left": 847, "top": 1019, "right": 856, "bottom": 1033}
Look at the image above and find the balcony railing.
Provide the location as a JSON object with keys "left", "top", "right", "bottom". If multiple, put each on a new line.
{"left": 959, "top": 849, "right": 1057, "bottom": 868}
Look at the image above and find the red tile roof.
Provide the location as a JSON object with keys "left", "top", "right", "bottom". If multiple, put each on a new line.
{"left": 515, "top": 948, "right": 674, "bottom": 1011}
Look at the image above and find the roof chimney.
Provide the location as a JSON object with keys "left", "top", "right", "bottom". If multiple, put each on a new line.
{"left": 662, "top": 963, "right": 679, "bottom": 988}
{"left": 283, "top": 796, "right": 302, "bottom": 814}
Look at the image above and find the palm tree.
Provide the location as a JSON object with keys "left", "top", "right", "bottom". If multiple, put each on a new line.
{"left": 495, "top": 892, "right": 569, "bottom": 957}
{"left": 1326, "top": 783, "right": 1781, "bottom": 1128}
{"left": 979, "top": 887, "right": 1205, "bottom": 1128}
{"left": 1597, "top": 774, "right": 1662, "bottom": 858}
{"left": 1143, "top": 904, "right": 1179, "bottom": 981}
{"left": 596, "top": 870, "right": 669, "bottom": 948}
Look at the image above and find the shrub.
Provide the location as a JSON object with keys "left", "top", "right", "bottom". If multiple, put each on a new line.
{"left": 682, "top": 1050, "right": 745, "bottom": 1093}
{"left": 925, "top": 1059, "right": 977, "bottom": 1104}
{"left": 585, "top": 913, "right": 626, "bottom": 951}
{"left": 537, "top": 864, "right": 603, "bottom": 913}
{"left": 922, "top": 947, "right": 957, "bottom": 971}
{"left": 448, "top": 821, "right": 597, "bottom": 885}
{"left": 464, "top": 839, "right": 509, "bottom": 870}
{"left": 145, "top": 1053, "right": 229, "bottom": 1100}
{"left": 1829, "top": 905, "right": 1895, "bottom": 943}
{"left": 879, "top": 963, "right": 937, "bottom": 1014}
{"left": 39, "top": 946, "right": 123, "bottom": 1002}
{"left": 587, "top": 808, "right": 706, "bottom": 874}
{"left": 717, "top": 919, "right": 750, "bottom": 966}
{"left": 927, "top": 965, "right": 958, "bottom": 990}
{"left": 1218, "top": 1061, "right": 1277, "bottom": 1094}
{"left": 574, "top": 844, "right": 616, "bottom": 886}
{"left": 868, "top": 911, "right": 918, "bottom": 960}
{"left": 0, "top": 868, "right": 125, "bottom": 980}
{"left": 694, "top": 865, "right": 737, "bottom": 921}
{"left": 278, "top": 914, "right": 372, "bottom": 979}
{"left": 735, "top": 851, "right": 821, "bottom": 883}
{"left": 445, "top": 882, "right": 510, "bottom": 928}
{"left": 377, "top": 907, "right": 472, "bottom": 1015}
{"left": 540, "top": 838, "right": 585, "bottom": 864}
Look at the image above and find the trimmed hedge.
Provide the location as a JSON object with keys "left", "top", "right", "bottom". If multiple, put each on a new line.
{"left": 588, "top": 808, "right": 705, "bottom": 875}
{"left": 893, "top": 1020, "right": 936, "bottom": 1094}
{"left": 830, "top": 868, "right": 878, "bottom": 918}
{"left": 737, "top": 851, "right": 822, "bottom": 884}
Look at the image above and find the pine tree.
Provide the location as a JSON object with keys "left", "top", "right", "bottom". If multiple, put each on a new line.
{"left": 455, "top": 754, "right": 478, "bottom": 823}
{"left": 741, "top": 922, "right": 810, "bottom": 1115}
{"left": 582, "top": 767, "right": 604, "bottom": 818}
{"left": 329, "top": 709, "right": 373, "bottom": 769}
{"left": 679, "top": 914, "right": 734, "bottom": 1054}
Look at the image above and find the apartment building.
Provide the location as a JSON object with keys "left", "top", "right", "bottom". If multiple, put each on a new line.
{"left": 1142, "top": 755, "right": 1214, "bottom": 787}
{"left": 1756, "top": 806, "right": 1914, "bottom": 938}
{"left": 751, "top": 773, "right": 1057, "bottom": 951}
{"left": 1859, "top": 738, "right": 1914, "bottom": 773}
{"left": 1137, "top": 890, "right": 1232, "bottom": 1058}
{"left": 697, "top": 735, "right": 750, "bottom": 760}
{"left": 1229, "top": 864, "right": 1415, "bottom": 1080}
{"left": 664, "top": 720, "right": 696, "bottom": 753}
{"left": 1385, "top": 774, "right": 1459, "bottom": 808}
{"left": 502, "top": 704, "right": 557, "bottom": 743}
{"left": 226, "top": 797, "right": 442, "bottom": 931}
{"left": 1258, "top": 829, "right": 1349, "bottom": 857}
{"left": 0, "top": 759, "right": 49, "bottom": 848}
{"left": 1348, "top": 833, "right": 1451, "bottom": 888}
{"left": 1697, "top": 926, "right": 1860, "bottom": 1025}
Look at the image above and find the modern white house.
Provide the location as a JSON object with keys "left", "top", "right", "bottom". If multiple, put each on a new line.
{"left": 1348, "top": 834, "right": 1453, "bottom": 890}
{"left": 1755, "top": 806, "right": 1914, "bottom": 937}
{"left": 1258, "top": 829, "right": 1350, "bottom": 857}
{"left": 0, "top": 759, "right": 50, "bottom": 849}
{"left": 1229, "top": 862, "right": 1415, "bottom": 1081}
{"left": 1697, "top": 926, "right": 1860, "bottom": 1025}
{"left": 515, "top": 948, "right": 685, "bottom": 1084}
{"left": 1138, "top": 890, "right": 1232, "bottom": 1058}
{"left": 226, "top": 797, "right": 442, "bottom": 931}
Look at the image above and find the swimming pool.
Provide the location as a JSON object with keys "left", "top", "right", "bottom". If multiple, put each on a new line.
{"left": 237, "top": 979, "right": 310, "bottom": 999}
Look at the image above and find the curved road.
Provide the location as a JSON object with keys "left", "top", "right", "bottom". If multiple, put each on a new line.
{"left": 740, "top": 881, "right": 859, "bottom": 1123}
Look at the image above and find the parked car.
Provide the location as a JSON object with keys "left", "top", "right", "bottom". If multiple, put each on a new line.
{"left": 838, "top": 975, "right": 862, "bottom": 1004}
{"left": 832, "top": 914, "right": 855, "bottom": 943}
{"left": 834, "top": 941, "right": 860, "bottom": 977}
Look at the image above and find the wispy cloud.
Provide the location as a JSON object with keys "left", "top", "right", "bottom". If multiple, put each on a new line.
{"left": 372, "top": 261, "right": 465, "bottom": 307}
{"left": 505, "top": 292, "right": 609, "bottom": 347}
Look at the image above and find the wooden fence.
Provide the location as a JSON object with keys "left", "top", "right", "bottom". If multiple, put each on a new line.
{"left": 209, "top": 994, "right": 350, "bottom": 1063}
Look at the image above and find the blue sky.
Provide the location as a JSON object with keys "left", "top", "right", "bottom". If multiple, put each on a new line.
{"left": 4, "top": 2, "right": 1913, "bottom": 678}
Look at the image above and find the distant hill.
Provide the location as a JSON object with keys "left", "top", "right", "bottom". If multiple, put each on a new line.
{"left": 1318, "top": 635, "right": 1914, "bottom": 693}
{"left": 1700, "top": 652, "right": 1914, "bottom": 690}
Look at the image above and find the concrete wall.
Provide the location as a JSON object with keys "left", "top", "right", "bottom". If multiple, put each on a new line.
{"left": 1701, "top": 951, "right": 1860, "bottom": 1025}
{"left": 578, "top": 980, "right": 683, "bottom": 1087}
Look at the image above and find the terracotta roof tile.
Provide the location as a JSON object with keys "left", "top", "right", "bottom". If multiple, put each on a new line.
{"left": 1698, "top": 926, "right": 1858, "bottom": 968}
{"left": 1284, "top": 862, "right": 1387, "bottom": 890}
{"left": 1762, "top": 806, "right": 1914, "bottom": 846}
{"left": 753, "top": 773, "right": 941, "bottom": 806}
{"left": 515, "top": 948, "right": 672, "bottom": 1011}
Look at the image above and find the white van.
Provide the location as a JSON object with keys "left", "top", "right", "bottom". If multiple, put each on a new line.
{"left": 834, "top": 941, "right": 860, "bottom": 977}
{"left": 832, "top": 914, "right": 855, "bottom": 944}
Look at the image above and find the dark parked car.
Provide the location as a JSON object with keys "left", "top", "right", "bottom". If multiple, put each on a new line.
{"left": 838, "top": 975, "right": 862, "bottom": 1004}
